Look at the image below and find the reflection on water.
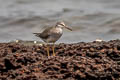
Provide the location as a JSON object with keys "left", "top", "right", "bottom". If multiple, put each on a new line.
{"left": 0, "top": 0, "right": 120, "bottom": 43}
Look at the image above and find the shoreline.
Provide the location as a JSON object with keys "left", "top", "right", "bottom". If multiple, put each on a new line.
{"left": 0, "top": 40, "right": 120, "bottom": 80}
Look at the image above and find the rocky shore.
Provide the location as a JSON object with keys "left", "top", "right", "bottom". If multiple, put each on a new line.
{"left": 0, "top": 40, "right": 120, "bottom": 80}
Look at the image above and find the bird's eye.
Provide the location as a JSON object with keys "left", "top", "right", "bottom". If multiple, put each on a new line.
{"left": 60, "top": 23, "right": 65, "bottom": 26}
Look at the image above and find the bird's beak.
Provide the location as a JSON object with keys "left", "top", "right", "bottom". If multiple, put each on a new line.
{"left": 64, "top": 26, "right": 72, "bottom": 31}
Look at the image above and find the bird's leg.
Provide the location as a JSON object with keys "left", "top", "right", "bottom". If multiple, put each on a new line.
{"left": 46, "top": 44, "right": 50, "bottom": 57}
{"left": 52, "top": 43, "right": 55, "bottom": 56}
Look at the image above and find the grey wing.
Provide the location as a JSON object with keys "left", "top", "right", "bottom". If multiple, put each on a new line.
{"left": 40, "top": 27, "right": 53, "bottom": 39}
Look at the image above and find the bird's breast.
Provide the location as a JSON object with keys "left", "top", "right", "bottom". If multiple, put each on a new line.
{"left": 54, "top": 28, "right": 63, "bottom": 34}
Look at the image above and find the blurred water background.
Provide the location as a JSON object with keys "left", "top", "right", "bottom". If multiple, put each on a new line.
{"left": 0, "top": 0, "right": 120, "bottom": 43}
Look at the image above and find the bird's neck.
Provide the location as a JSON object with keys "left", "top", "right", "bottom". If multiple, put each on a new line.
{"left": 55, "top": 27, "right": 63, "bottom": 33}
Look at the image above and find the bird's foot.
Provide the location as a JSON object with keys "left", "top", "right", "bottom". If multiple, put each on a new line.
{"left": 47, "top": 55, "right": 56, "bottom": 59}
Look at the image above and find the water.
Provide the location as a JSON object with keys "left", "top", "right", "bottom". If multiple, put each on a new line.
{"left": 0, "top": 0, "right": 120, "bottom": 43}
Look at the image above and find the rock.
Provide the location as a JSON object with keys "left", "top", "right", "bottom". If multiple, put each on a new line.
{"left": 0, "top": 40, "right": 120, "bottom": 80}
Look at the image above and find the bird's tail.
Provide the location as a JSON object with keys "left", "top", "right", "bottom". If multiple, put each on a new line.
{"left": 33, "top": 33, "right": 39, "bottom": 34}
{"left": 33, "top": 33, "right": 41, "bottom": 37}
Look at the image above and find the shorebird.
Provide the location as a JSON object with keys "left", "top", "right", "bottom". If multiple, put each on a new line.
{"left": 33, "top": 21, "right": 72, "bottom": 56}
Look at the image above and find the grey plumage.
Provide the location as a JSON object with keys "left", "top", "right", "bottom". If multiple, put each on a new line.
{"left": 33, "top": 22, "right": 72, "bottom": 43}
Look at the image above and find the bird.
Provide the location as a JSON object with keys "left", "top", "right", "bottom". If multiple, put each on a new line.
{"left": 33, "top": 21, "right": 72, "bottom": 56}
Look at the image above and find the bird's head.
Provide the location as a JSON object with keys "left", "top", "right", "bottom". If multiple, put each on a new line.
{"left": 55, "top": 21, "right": 72, "bottom": 31}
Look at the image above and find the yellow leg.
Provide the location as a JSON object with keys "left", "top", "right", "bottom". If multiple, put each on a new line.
{"left": 46, "top": 44, "right": 50, "bottom": 57}
{"left": 52, "top": 43, "right": 55, "bottom": 56}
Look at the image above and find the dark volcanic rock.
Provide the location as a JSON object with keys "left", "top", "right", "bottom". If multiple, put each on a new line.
{"left": 0, "top": 40, "right": 120, "bottom": 80}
